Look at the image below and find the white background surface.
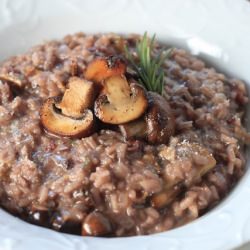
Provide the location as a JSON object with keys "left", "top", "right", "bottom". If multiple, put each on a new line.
{"left": 0, "top": 0, "right": 250, "bottom": 249}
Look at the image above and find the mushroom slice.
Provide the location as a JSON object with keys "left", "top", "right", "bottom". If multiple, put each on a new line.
{"left": 84, "top": 56, "right": 126, "bottom": 83}
{"left": 55, "top": 77, "right": 95, "bottom": 118}
{"left": 40, "top": 97, "right": 94, "bottom": 138}
{"left": 0, "top": 72, "right": 25, "bottom": 88}
{"left": 145, "top": 92, "right": 175, "bottom": 144}
{"left": 119, "top": 118, "right": 147, "bottom": 139}
{"left": 94, "top": 75, "right": 148, "bottom": 124}
{"left": 119, "top": 92, "right": 175, "bottom": 144}
{"left": 151, "top": 142, "right": 216, "bottom": 209}
{"left": 82, "top": 212, "right": 112, "bottom": 236}
{"left": 150, "top": 185, "right": 183, "bottom": 209}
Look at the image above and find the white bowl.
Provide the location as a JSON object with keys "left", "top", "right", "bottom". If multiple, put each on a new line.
{"left": 0, "top": 0, "right": 250, "bottom": 249}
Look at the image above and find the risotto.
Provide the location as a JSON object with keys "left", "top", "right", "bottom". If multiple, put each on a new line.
{"left": 0, "top": 32, "right": 249, "bottom": 236}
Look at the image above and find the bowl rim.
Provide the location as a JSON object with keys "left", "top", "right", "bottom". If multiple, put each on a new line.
{"left": 1, "top": 0, "right": 250, "bottom": 250}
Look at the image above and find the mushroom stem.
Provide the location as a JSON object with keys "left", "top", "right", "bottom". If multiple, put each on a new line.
{"left": 56, "top": 77, "right": 95, "bottom": 118}
{"left": 94, "top": 75, "right": 148, "bottom": 124}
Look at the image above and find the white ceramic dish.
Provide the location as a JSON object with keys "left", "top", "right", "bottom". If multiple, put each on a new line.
{"left": 0, "top": 0, "right": 250, "bottom": 249}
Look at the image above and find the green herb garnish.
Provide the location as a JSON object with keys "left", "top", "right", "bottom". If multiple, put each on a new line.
{"left": 125, "top": 32, "right": 172, "bottom": 95}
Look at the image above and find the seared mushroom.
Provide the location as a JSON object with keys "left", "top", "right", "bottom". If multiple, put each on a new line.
{"left": 55, "top": 77, "right": 95, "bottom": 118}
{"left": 40, "top": 97, "right": 94, "bottom": 138}
{"left": 145, "top": 92, "right": 175, "bottom": 144}
{"left": 151, "top": 142, "right": 216, "bottom": 208}
{"left": 82, "top": 212, "right": 112, "bottom": 236}
{"left": 40, "top": 77, "right": 95, "bottom": 138}
{"left": 151, "top": 186, "right": 182, "bottom": 209}
{"left": 94, "top": 75, "right": 148, "bottom": 124}
{"left": 0, "top": 72, "right": 26, "bottom": 88}
{"left": 84, "top": 56, "right": 126, "bottom": 83}
{"left": 111, "top": 35, "right": 126, "bottom": 53}
{"left": 119, "top": 118, "right": 147, "bottom": 139}
{"left": 119, "top": 92, "right": 175, "bottom": 144}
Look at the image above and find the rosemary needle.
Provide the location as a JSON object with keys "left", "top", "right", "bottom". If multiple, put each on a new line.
{"left": 125, "top": 32, "right": 172, "bottom": 95}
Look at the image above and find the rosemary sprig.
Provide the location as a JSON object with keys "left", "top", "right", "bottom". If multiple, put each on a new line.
{"left": 125, "top": 32, "right": 172, "bottom": 95}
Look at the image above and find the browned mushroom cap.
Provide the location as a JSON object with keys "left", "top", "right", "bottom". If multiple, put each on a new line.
{"left": 40, "top": 97, "right": 94, "bottom": 138}
{"left": 55, "top": 77, "right": 95, "bottom": 118}
{"left": 151, "top": 142, "right": 216, "bottom": 208}
{"left": 82, "top": 212, "right": 112, "bottom": 236}
{"left": 94, "top": 75, "right": 148, "bottom": 124}
{"left": 145, "top": 92, "right": 175, "bottom": 144}
{"left": 84, "top": 56, "right": 126, "bottom": 83}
